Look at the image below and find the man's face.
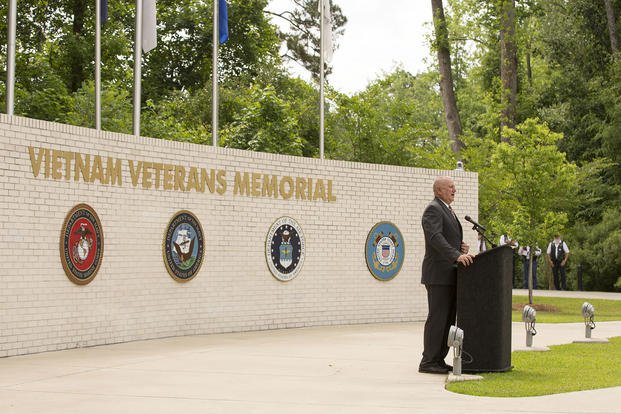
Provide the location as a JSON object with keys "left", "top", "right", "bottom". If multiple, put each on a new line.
{"left": 436, "top": 179, "right": 456, "bottom": 204}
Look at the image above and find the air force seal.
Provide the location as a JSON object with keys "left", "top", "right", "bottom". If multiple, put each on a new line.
{"left": 163, "top": 210, "right": 204, "bottom": 282}
{"left": 60, "top": 203, "right": 104, "bottom": 285}
{"left": 266, "top": 217, "right": 305, "bottom": 282}
{"left": 365, "top": 222, "right": 404, "bottom": 281}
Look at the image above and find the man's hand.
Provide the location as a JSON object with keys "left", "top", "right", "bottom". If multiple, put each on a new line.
{"left": 460, "top": 242, "right": 470, "bottom": 254}
{"left": 457, "top": 254, "right": 475, "bottom": 267}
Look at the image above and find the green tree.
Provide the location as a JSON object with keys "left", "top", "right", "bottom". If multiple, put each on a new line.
{"left": 66, "top": 81, "right": 132, "bottom": 134}
{"left": 571, "top": 209, "right": 621, "bottom": 291}
{"left": 221, "top": 83, "right": 304, "bottom": 155}
{"left": 329, "top": 69, "right": 455, "bottom": 169}
{"left": 464, "top": 119, "right": 577, "bottom": 292}
{"left": 142, "top": 0, "right": 281, "bottom": 101}
{"left": 268, "top": 0, "right": 347, "bottom": 80}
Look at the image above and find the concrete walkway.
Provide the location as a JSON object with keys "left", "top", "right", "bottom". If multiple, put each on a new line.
{"left": 1, "top": 291, "right": 620, "bottom": 414}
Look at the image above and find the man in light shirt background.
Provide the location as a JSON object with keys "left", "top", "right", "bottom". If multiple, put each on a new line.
{"left": 547, "top": 235, "right": 570, "bottom": 290}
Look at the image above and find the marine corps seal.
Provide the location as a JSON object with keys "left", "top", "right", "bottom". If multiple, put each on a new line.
{"left": 266, "top": 216, "right": 305, "bottom": 282}
{"left": 163, "top": 210, "right": 204, "bottom": 282}
{"left": 365, "top": 221, "right": 404, "bottom": 281}
{"left": 60, "top": 203, "right": 104, "bottom": 285}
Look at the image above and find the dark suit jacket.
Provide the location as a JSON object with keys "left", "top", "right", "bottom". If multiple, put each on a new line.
{"left": 421, "top": 197, "right": 463, "bottom": 286}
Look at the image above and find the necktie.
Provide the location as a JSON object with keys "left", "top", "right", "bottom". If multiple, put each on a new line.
{"left": 448, "top": 205, "right": 458, "bottom": 222}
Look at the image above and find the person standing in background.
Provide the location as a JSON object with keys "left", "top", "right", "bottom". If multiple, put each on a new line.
{"left": 547, "top": 235, "right": 570, "bottom": 290}
{"left": 499, "top": 233, "right": 518, "bottom": 249}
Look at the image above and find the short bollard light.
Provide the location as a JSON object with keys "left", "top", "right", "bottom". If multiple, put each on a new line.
{"left": 447, "top": 325, "right": 464, "bottom": 376}
{"left": 522, "top": 305, "right": 537, "bottom": 347}
{"left": 582, "top": 302, "right": 596, "bottom": 338}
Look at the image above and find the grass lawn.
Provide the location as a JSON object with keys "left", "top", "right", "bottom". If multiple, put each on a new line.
{"left": 447, "top": 337, "right": 621, "bottom": 397}
{"left": 512, "top": 295, "right": 621, "bottom": 323}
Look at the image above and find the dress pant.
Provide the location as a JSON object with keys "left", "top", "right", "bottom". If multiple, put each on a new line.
{"left": 552, "top": 263, "right": 567, "bottom": 290}
{"left": 421, "top": 284, "right": 456, "bottom": 366}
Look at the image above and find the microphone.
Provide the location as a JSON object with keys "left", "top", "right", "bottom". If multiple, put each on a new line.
{"left": 464, "top": 215, "right": 486, "bottom": 232}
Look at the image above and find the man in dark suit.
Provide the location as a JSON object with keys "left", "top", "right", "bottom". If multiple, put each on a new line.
{"left": 419, "top": 176, "right": 474, "bottom": 374}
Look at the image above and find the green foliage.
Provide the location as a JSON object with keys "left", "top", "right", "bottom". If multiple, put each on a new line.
{"left": 66, "top": 81, "right": 132, "bottom": 134}
{"left": 570, "top": 209, "right": 621, "bottom": 291}
{"left": 14, "top": 52, "right": 72, "bottom": 123}
{"left": 329, "top": 69, "right": 455, "bottom": 169}
{"left": 464, "top": 118, "right": 577, "bottom": 248}
{"left": 221, "top": 83, "right": 304, "bottom": 156}
{"left": 142, "top": 0, "right": 281, "bottom": 100}
{"left": 448, "top": 337, "right": 621, "bottom": 397}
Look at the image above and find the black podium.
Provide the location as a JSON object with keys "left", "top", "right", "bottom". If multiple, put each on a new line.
{"left": 456, "top": 245, "right": 513, "bottom": 373}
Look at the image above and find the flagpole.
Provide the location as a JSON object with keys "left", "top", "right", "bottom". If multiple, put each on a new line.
{"left": 319, "top": 0, "right": 325, "bottom": 160}
{"left": 133, "top": 0, "right": 143, "bottom": 137}
{"left": 212, "top": 0, "right": 219, "bottom": 147}
{"left": 6, "top": 0, "right": 17, "bottom": 116}
{"left": 95, "top": 0, "right": 102, "bottom": 130}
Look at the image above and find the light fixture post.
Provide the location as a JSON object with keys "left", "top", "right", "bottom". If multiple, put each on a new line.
{"left": 522, "top": 305, "right": 537, "bottom": 347}
{"left": 447, "top": 325, "right": 464, "bottom": 376}
{"left": 582, "top": 302, "right": 595, "bottom": 339}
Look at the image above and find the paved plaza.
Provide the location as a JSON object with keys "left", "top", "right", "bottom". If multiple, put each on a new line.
{"left": 1, "top": 290, "right": 619, "bottom": 414}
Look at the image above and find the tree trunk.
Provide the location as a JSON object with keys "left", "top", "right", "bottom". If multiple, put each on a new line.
{"left": 526, "top": 51, "right": 532, "bottom": 85}
{"left": 604, "top": 0, "right": 619, "bottom": 55}
{"left": 528, "top": 255, "right": 533, "bottom": 304}
{"left": 500, "top": 0, "right": 517, "bottom": 141}
{"left": 431, "top": 0, "right": 464, "bottom": 154}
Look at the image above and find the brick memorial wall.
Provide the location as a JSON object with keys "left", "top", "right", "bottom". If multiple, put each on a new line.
{"left": 0, "top": 115, "right": 478, "bottom": 357}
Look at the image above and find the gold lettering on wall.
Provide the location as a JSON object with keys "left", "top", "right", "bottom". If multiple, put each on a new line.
{"left": 26, "top": 147, "right": 336, "bottom": 202}
{"left": 279, "top": 176, "right": 294, "bottom": 200}
{"left": 262, "top": 175, "right": 277, "bottom": 198}
{"left": 216, "top": 170, "right": 227, "bottom": 195}
{"left": 234, "top": 171, "right": 250, "bottom": 196}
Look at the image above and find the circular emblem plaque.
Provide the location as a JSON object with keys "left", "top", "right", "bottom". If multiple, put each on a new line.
{"left": 266, "top": 216, "right": 305, "bottom": 282}
{"left": 365, "top": 221, "right": 404, "bottom": 281}
{"left": 60, "top": 203, "right": 104, "bottom": 285}
{"left": 163, "top": 210, "right": 204, "bottom": 282}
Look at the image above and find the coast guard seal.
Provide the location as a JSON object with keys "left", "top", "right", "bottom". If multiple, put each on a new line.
{"left": 60, "top": 203, "right": 104, "bottom": 285}
{"left": 365, "top": 221, "right": 404, "bottom": 281}
{"left": 266, "top": 217, "right": 305, "bottom": 282}
{"left": 163, "top": 210, "right": 204, "bottom": 282}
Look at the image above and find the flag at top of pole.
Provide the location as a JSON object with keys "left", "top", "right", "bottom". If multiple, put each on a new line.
{"left": 212, "top": 0, "right": 229, "bottom": 147}
{"left": 133, "top": 0, "right": 158, "bottom": 136}
{"left": 219, "top": 0, "right": 229, "bottom": 44}
{"left": 321, "top": 0, "right": 333, "bottom": 63}
{"left": 142, "top": 0, "right": 157, "bottom": 53}
{"left": 100, "top": 0, "right": 108, "bottom": 24}
{"left": 319, "top": 0, "right": 333, "bottom": 160}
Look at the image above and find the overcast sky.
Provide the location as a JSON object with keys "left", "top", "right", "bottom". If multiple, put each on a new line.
{"left": 267, "top": 0, "right": 434, "bottom": 95}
